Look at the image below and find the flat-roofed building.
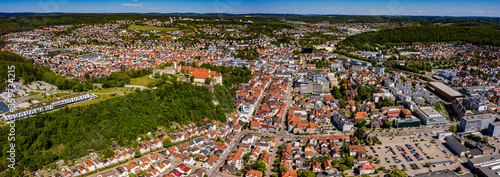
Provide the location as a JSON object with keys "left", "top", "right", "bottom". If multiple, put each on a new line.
{"left": 487, "top": 122, "right": 500, "bottom": 137}
{"left": 445, "top": 135, "right": 469, "bottom": 157}
{"left": 459, "top": 114, "right": 498, "bottom": 133}
{"left": 459, "top": 116, "right": 482, "bottom": 133}
{"left": 467, "top": 154, "right": 500, "bottom": 177}
{"left": 414, "top": 169, "right": 473, "bottom": 177}
{"left": 5, "top": 93, "right": 97, "bottom": 122}
{"left": 395, "top": 117, "right": 421, "bottom": 128}
{"left": 414, "top": 106, "right": 446, "bottom": 125}
{"left": 452, "top": 97, "right": 492, "bottom": 118}
{"left": 428, "top": 82, "right": 463, "bottom": 101}
{"left": 480, "top": 115, "right": 498, "bottom": 129}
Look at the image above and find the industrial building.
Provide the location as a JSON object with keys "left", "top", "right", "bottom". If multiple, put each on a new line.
{"left": 413, "top": 169, "right": 473, "bottom": 177}
{"left": 467, "top": 154, "right": 500, "bottom": 177}
{"left": 428, "top": 82, "right": 463, "bottom": 101}
{"left": 445, "top": 135, "right": 469, "bottom": 157}
{"left": 414, "top": 106, "right": 447, "bottom": 125}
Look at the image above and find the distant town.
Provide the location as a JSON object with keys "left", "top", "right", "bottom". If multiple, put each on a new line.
{"left": 1, "top": 14, "right": 500, "bottom": 177}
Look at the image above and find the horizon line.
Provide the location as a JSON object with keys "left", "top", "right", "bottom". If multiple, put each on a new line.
{"left": 0, "top": 12, "right": 499, "bottom": 18}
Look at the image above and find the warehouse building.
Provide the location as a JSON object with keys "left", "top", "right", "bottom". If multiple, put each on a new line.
{"left": 467, "top": 154, "right": 500, "bottom": 177}
{"left": 445, "top": 135, "right": 469, "bottom": 157}
{"left": 428, "top": 82, "right": 463, "bottom": 101}
{"left": 414, "top": 169, "right": 473, "bottom": 177}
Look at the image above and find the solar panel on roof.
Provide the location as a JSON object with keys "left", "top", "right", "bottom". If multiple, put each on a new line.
{"left": 0, "top": 102, "right": 10, "bottom": 113}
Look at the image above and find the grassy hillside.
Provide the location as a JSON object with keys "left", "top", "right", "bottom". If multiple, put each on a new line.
{"left": 127, "top": 24, "right": 179, "bottom": 31}
{"left": 0, "top": 78, "right": 246, "bottom": 176}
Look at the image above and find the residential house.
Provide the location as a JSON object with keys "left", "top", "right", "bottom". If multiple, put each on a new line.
{"left": 282, "top": 170, "right": 298, "bottom": 177}
{"left": 189, "top": 168, "right": 206, "bottom": 177}
{"left": 116, "top": 166, "right": 128, "bottom": 177}
{"left": 109, "top": 156, "right": 118, "bottom": 164}
{"left": 85, "top": 160, "right": 96, "bottom": 171}
{"left": 349, "top": 145, "right": 366, "bottom": 156}
{"left": 221, "top": 165, "right": 236, "bottom": 175}
{"left": 358, "top": 164, "right": 375, "bottom": 175}
{"left": 93, "top": 158, "right": 104, "bottom": 169}
{"left": 78, "top": 166, "right": 87, "bottom": 174}
{"left": 147, "top": 168, "right": 161, "bottom": 177}
{"left": 156, "top": 161, "right": 169, "bottom": 173}
{"left": 202, "top": 158, "right": 216, "bottom": 169}
{"left": 176, "top": 164, "right": 192, "bottom": 175}
{"left": 245, "top": 170, "right": 263, "bottom": 177}
{"left": 312, "top": 161, "right": 322, "bottom": 172}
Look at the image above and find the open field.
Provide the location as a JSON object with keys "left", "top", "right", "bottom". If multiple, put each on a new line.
{"left": 13, "top": 91, "right": 39, "bottom": 98}
{"left": 67, "top": 94, "right": 116, "bottom": 108}
{"left": 36, "top": 92, "right": 72, "bottom": 102}
{"left": 127, "top": 24, "right": 179, "bottom": 31}
{"left": 130, "top": 75, "right": 155, "bottom": 86}
{"left": 67, "top": 87, "right": 134, "bottom": 108}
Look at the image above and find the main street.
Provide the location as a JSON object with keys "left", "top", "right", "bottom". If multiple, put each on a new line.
{"left": 206, "top": 129, "right": 250, "bottom": 177}
{"left": 211, "top": 73, "right": 293, "bottom": 177}
{"left": 264, "top": 75, "right": 294, "bottom": 177}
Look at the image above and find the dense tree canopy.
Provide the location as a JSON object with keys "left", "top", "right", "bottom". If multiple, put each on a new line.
{"left": 0, "top": 51, "right": 80, "bottom": 90}
{"left": 389, "top": 169, "right": 407, "bottom": 177}
{"left": 199, "top": 63, "right": 253, "bottom": 86}
{"left": 341, "top": 24, "right": 500, "bottom": 50}
{"left": 92, "top": 68, "right": 152, "bottom": 88}
{"left": 0, "top": 75, "right": 244, "bottom": 175}
{"left": 298, "top": 169, "right": 315, "bottom": 177}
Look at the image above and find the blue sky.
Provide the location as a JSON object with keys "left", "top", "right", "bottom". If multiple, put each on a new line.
{"left": 0, "top": 0, "right": 499, "bottom": 17}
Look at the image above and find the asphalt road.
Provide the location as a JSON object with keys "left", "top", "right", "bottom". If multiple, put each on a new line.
{"left": 207, "top": 130, "right": 249, "bottom": 177}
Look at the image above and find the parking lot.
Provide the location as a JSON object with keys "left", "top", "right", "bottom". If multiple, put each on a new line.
{"left": 369, "top": 135, "right": 470, "bottom": 176}
{"left": 487, "top": 136, "right": 500, "bottom": 153}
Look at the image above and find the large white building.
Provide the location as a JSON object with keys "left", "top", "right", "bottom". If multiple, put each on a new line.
{"left": 5, "top": 93, "right": 97, "bottom": 122}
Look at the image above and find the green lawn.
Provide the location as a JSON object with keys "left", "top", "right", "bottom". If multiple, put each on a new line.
{"left": 36, "top": 92, "right": 72, "bottom": 102}
{"left": 67, "top": 87, "right": 134, "bottom": 108}
{"left": 67, "top": 94, "right": 120, "bottom": 108}
{"left": 89, "top": 87, "right": 131, "bottom": 94}
{"left": 127, "top": 24, "right": 179, "bottom": 31}
{"left": 14, "top": 91, "right": 39, "bottom": 98}
{"left": 130, "top": 75, "right": 155, "bottom": 86}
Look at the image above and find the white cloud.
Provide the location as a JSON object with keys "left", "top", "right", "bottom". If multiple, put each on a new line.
{"left": 132, "top": 0, "right": 139, "bottom": 1}
{"left": 122, "top": 3, "right": 143, "bottom": 6}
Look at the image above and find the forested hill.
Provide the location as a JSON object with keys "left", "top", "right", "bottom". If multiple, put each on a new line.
{"left": 0, "top": 51, "right": 80, "bottom": 90}
{"left": 0, "top": 74, "right": 249, "bottom": 176}
{"left": 340, "top": 24, "right": 500, "bottom": 50}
